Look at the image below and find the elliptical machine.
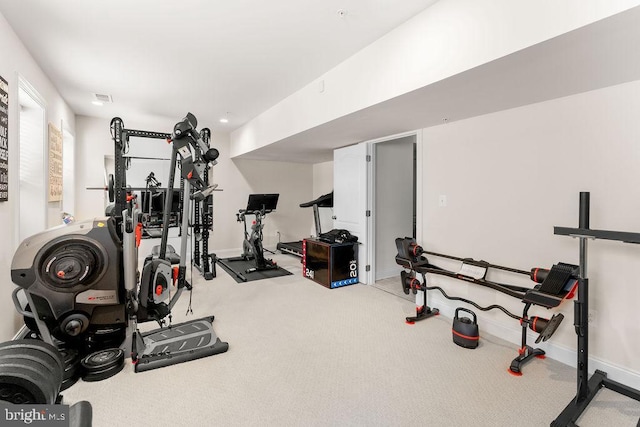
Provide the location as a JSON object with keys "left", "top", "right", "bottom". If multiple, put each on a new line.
{"left": 10, "top": 113, "right": 228, "bottom": 373}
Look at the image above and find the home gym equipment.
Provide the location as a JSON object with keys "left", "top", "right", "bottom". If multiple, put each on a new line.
{"left": 0, "top": 340, "right": 64, "bottom": 404}
{"left": 277, "top": 191, "right": 333, "bottom": 257}
{"left": 80, "top": 348, "right": 125, "bottom": 382}
{"left": 59, "top": 347, "right": 81, "bottom": 391}
{"left": 452, "top": 307, "right": 479, "bottom": 349}
{"left": 10, "top": 113, "right": 228, "bottom": 374}
{"left": 217, "top": 194, "right": 283, "bottom": 282}
{"left": 139, "top": 170, "right": 182, "bottom": 238}
{"left": 191, "top": 127, "right": 217, "bottom": 280}
{"left": 395, "top": 237, "right": 576, "bottom": 374}
{"left": 551, "top": 192, "right": 640, "bottom": 427}
{"left": 0, "top": 339, "right": 93, "bottom": 425}
{"left": 302, "top": 238, "right": 359, "bottom": 288}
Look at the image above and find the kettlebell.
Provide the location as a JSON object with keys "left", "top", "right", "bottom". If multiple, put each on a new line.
{"left": 452, "top": 307, "right": 479, "bottom": 349}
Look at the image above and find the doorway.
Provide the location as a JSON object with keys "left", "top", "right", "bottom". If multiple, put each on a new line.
{"left": 18, "top": 79, "right": 46, "bottom": 243}
{"left": 373, "top": 135, "right": 416, "bottom": 280}
{"left": 332, "top": 132, "right": 418, "bottom": 287}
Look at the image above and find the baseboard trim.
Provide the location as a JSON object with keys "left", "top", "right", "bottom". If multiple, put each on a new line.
{"left": 210, "top": 248, "right": 242, "bottom": 258}
{"left": 428, "top": 294, "right": 640, "bottom": 390}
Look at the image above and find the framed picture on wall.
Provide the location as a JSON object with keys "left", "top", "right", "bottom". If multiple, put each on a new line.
{"left": 0, "top": 75, "right": 8, "bottom": 202}
{"left": 48, "top": 122, "right": 62, "bottom": 202}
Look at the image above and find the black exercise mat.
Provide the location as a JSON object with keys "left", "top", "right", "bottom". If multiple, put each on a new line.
{"left": 216, "top": 257, "right": 293, "bottom": 283}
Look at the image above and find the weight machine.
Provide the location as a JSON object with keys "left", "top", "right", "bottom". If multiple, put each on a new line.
{"left": 10, "top": 113, "right": 228, "bottom": 374}
{"left": 395, "top": 237, "right": 577, "bottom": 375}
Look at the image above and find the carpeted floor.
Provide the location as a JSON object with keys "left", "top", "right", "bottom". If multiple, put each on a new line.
{"left": 61, "top": 253, "right": 640, "bottom": 427}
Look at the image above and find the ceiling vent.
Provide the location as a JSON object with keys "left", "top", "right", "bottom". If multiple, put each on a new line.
{"left": 93, "top": 93, "right": 113, "bottom": 103}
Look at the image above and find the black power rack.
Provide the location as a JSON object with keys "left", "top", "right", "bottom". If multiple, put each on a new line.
{"left": 552, "top": 192, "right": 640, "bottom": 426}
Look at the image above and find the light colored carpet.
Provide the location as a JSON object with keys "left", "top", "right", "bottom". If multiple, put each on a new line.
{"left": 61, "top": 253, "right": 640, "bottom": 426}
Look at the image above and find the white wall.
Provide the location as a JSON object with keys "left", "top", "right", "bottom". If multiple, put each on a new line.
{"left": 228, "top": 157, "right": 313, "bottom": 250}
{"left": 421, "top": 79, "right": 640, "bottom": 383}
{"left": 312, "top": 161, "right": 333, "bottom": 197}
{"left": 231, "top": 0, "right": 640, "bottom": 157}
{"left": 0, "top": 11, "right": 76, "bottom": 340}
{"left": 75, "top": 115, "right": 315, "bottom": 253}
{"left": 312, "top": 161, "right": 334, "bottom": 236}
{"left": 75, "top": 116, "right": 117, "bottom": 220}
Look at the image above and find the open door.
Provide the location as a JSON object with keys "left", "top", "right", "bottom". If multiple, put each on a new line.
{"left": 333, "top": 143, "right": 370, "bottom": 284}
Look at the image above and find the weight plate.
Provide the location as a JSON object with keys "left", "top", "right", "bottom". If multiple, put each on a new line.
{"left": 59, "top": 348, "right": 81, "bottom": 379}
{"left": 108, "top": 174, "right": 115, "bottom": 202}
{"left": 2, "top": 359, "right": 58, "bottom": 405}
{"left": 0, "top": 381, "right": 37, "bottom": 404}
{"left": 0, "top": 350, "right": 63, "bottom": 387}
{"left": 81, "top": 348, "right": 124, "bottom": 373}
{"left": 81, "top": 361, "right": 124, "bottom": 382}
{"left": 90, "top": 326, "right": 126, "bottom": 345}
{"left": 0, "top": 363, "right": 55, "bottom": 404}
{"left": 60, "top": 375, "right": 80, "bottom": 391}
{"left": 0, "top": 340, "right": 64, "bottom": 376}
{"left": 60, "top": 348, "right": 80, "bottom": 365}
{"left": 0, "top": 370, "right": 44, "bottom": 404}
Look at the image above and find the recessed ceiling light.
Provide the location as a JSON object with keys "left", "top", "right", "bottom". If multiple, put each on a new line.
{"left": 219, "top": 118, "right": 228, "bottom": 123}
{"left": 91, "top": 100, "right": 103, "bottom": 106}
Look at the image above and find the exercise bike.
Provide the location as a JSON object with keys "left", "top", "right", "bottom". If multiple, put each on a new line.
{"left": 9, "top": 113, "right": 228, "bottom": 374}
{"left": 218, "top": 194, "right": 279, "bottom": 282}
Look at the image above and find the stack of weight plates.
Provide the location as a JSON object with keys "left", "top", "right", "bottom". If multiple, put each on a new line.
{"left": 80, "top": 348, "right": 125, "bottom": 382}
{"left": 59, "top": 347, "right": 82, "bottom": 391}
{"left": 0, "top": 340, "right": 64, "bottom": 404}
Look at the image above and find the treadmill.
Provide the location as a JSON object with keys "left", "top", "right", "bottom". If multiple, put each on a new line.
{"left": 277, "top": 191, "right": 333, "bottom": 257}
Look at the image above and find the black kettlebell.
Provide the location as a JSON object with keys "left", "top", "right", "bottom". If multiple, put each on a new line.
{"left": 452, "top": 307, "right": 479, "bottom": 349}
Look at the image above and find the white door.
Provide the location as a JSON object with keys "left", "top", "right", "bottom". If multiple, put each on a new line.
{"left": 333, "top": 143, "right": 370, "bottom": 284}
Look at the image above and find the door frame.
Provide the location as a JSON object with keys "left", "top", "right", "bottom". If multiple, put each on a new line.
{"left": 16, "top": 75, "right": 47, "bottom": 246}
{"left": 365, "top": 129, "right": 422, "bottom": 285}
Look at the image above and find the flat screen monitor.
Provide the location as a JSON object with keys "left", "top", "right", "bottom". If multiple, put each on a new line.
{"left": 246, "top": 193, "right": 279, "bottom": 213}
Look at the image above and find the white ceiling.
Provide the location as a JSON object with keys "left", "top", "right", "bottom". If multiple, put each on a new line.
{"left": 0, "top": 0, "right": 439, "bottom": 132}
{"left": 237, "top": 5, "right": 640, "bottom": 162}
{"left": 2, "top": 2, "right": 639, "bottom": 164}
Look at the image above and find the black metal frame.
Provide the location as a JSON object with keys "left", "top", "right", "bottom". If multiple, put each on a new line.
{"left": 110, "top": 117, "right": 172, "bottom": 232}
{"left": 191, "top": 128, "right": 216, "bottom": 280}
{"left": 551, "top": 192, "right": 640, "bottom": 426}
